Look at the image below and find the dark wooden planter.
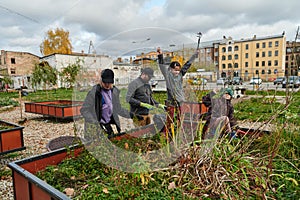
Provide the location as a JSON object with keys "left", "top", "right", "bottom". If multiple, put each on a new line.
{"left": 0, "top": 120, "right": 25, "bottom": 155}
{"left": 25, "top": 100, "right": 83, "bottom": 119}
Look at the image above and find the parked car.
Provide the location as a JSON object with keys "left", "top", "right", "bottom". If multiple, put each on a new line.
{"left": 273, "top": 77, "right": 285, "bottom": 85}
{"left": 282, "top": 76, "right": 300, "bottom": 88}
{"left": 216, "top": 78, "right": 225, "bottom": 85}
{"left": 232, "top": 77, "right": 243, "bottom": 85}
{"left": 216, "top": 77, "right": 232, "bottom": 85}
{"left": 193, "top": 77, "right": 207, "bottom": 85}
{"left": 249, "top": 77, "right": 262, "bottom": 85}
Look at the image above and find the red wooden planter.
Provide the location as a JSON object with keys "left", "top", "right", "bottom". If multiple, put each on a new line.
{"left": 25, "top": 100, "right": 83, "bottom": 119}
{"left": 0, "top": 120, "right": 25, "bottom": 155}
{"left": 8, "top": 145, "right": 83, "bottom": 200}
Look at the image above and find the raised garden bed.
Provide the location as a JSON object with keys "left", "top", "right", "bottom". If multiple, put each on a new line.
{"left": 8, "top": 125, "right": 270, "bottom": 199}
{"left": 7, "top": 118, "right": 201, "bottom": 199}
{"left": 24, "top": 100, "right": 83, "bottom": 119}
{"left": 0, "top": 120, "right": 25, "bottom": 155}
{"left": 8, "top": 144, "right": 83, "bottom": 200}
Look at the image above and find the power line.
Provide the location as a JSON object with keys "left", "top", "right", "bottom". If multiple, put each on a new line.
{"left": 0, "top": 4, "right": 40, "bottom": 24}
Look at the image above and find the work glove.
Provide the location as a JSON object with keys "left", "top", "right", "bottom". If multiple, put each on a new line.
{"left": 157, "top": 104, "right": 167, "bottom": 110}
{"left": 140, "top": 102, "right": 155, "bottom": 110}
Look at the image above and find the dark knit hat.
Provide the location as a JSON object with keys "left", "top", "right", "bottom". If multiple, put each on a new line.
{"left": 141, "top": 67, "right": 154, "bottom": 78}
{"left": 101, "top": 69, "right": 114, "bottom": 83}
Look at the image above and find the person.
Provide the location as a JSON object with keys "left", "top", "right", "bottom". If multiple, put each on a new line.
{"left": 157, "top": 47, "right": 198, "bottom": 137}
{"left": 202, "top": 88, "right": 237, "bottom": 139}
{"left": 157, "top": 47, "right": 199, "bottom": 106}
{"left": 80, "top": 69, "right": 131, "bottom": 139}
{"left": 126, "top": 67, "right": 165, "bottom": 127}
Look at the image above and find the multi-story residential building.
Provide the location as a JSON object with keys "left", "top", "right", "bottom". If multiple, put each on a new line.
{"left": 218, "top": 34, "right": 286, "bottom": 81}
{"left": 0, "top": 50, "right": 40, "bottom": 89}
{"left": 285, "top": 41, "right": 300, "bottom": 76}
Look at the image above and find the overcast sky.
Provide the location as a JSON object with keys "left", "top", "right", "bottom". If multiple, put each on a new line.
{"left": 0, "top": 0, "right": 300, "bottom": 58}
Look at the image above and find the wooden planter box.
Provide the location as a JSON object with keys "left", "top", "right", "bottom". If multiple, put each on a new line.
{"left": 7, "top": 120, "right": 201, "bottom": 200}
{"left": 25, "top": 100, "right": 83, "bottom": 119}
{"left": 0, "top": 120, "right": 25, "bottom": 155}
{"left": 8, "top": 145, "right": 83, "bottom": 200}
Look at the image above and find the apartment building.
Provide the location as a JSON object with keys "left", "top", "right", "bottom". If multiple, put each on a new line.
{"left": 285, "top": 41, "right": 300, "bottom": 76}
{"left": 218, "top": 34, "right": 286, "bottom": 81}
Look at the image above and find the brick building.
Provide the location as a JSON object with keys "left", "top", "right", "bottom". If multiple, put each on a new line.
{"left": 0, "top": 50, "right": 40, "bottom": 89}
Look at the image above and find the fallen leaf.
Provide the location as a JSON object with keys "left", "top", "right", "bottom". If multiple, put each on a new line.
{"left": 168, "top": 182, "right": 176, "bottom": 190}
{"left": 124, "top": 142, "right": 129, "bottom": 149}
{"left": 103, "top": 188, "right": 109, "bottom": 194}
{"left": 64, "top": 188, "right": 74, "bottom": 196}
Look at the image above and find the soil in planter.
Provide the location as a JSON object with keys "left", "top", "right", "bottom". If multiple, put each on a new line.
{"left": 36, "top": 148, "right": 196, "bottom": 200}
{"left": 0, "top": 122, "right": 14, "bottom": 130}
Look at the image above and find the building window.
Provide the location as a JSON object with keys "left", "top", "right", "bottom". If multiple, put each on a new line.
{"left": 228, "top": 46, "right": 232, "bottom": 52}
{"left": 256, "top": 43, "right": 260, "bottom": 48}
{"left": 234, "top": 54, "right": 238, "bottom": 59}
{"left": 11, "top": 58, "right": 16, "bottom": 64}
{"left": 262, "top": 61, "right": 265, "bottom": 66}
{"left": 268, "top": 51, "right": 272, "bottom": 57}
{"left": 228, "top": 55, "right": 232, "bottom": 60}
{"left": 206, "top": 48, "right": 211, "bottom": 53}
{"left": 245, "top": 44, "right": 249, "bottom": 50}
{"left": 274, "top": 69, "right": 278, "bottom": 74}
{"left": 275, "top": 50, "right": 278, "bottom": 56}
{"left": 222, "top": 55, "right": 226, "bottom": 60}
{"left": 255, "top": 70, "right": 259, "bottom": 75}
{"left": 262, "top": 42, "right": 266, "bottom": 48}
{"left": 11, "top": 68, "right": 16, "bottom": 74}
{"left": 245, "top": 62, "right": 248, "bottom": 67}
{"left": 222, "top": 64, "right": 226, "bottom": 69}
{"left": 268, "top": 60, "right": 272, "bottom": 66}
{"left": 234, "top": 45, "right": 239, "bottom": 51}
{"left": 245, "top": 53, "right": 248, "bottom": 58}
{"left": 234, "top": 63, "right": 238, "bottom": 68}
{"left": 268, "top": 41, "right": 272, "bottom": 47}
{"left": 222, "top": 47, "right": 226, "bottom": 52}
{"left": 274, "top": 60, "right": 278, "bottom": 66}
{"left": 262, "top": 52, "right": 266, "bottom": 57}
{"left": 256, "top": 61, "right": 259, "bottom": 67}
{"left": 275, "top": 41, "right": 279, "bottom": 47}
{"left": 228, "top": 63, "right": 232, "bottom": 68}
{"left": 256, "top": 52, "right": 259, "bottom": 57}
{"left": 268, "top": 69, "right": 271, "bottom": 74}
{"left": 262, "top": 70, "right": 265, "bottom": 74}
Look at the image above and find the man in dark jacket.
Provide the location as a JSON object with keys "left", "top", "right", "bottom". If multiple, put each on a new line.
{"left": 126, "top": 67, "right": 165, "bottom": 127}
{"left": 80, "top": 69, "right": 130, "bottom": 139}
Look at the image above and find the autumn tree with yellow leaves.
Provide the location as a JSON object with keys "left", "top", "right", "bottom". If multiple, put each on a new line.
{"left": 40, "top": 28, "right": 73, "bottom": 56}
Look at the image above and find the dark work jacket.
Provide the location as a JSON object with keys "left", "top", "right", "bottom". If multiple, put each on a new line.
{"left": 80, "top": 84, "right": 130, "bottom": 129}
{"left": 126, "top": 77, "right": 158, "bottom": 117}
{"left": 202, "top": 91, "right": 237, "bottom": 128}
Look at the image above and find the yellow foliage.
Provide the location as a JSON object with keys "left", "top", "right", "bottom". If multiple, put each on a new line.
{"left": 40, "top": 28, "right": 73, "bottom": 56}
{"left": 171, "top": 55, "right": 184, "bottom": 66}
